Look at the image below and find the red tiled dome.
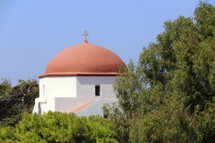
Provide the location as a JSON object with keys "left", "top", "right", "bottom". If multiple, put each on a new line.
{"left": 39, "top": 40, "right": 125, "bottom": 78}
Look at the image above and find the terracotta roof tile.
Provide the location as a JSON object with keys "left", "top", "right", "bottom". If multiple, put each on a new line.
{"left": 71, "top": 98, "right": 97, "bottom": 113}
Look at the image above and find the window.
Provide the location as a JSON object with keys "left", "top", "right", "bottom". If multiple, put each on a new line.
{"left": 95, "top": 85, "right": 100, "bottom": 96}
{"left": 43, "top": 85, "right": 45, "bottom": 96}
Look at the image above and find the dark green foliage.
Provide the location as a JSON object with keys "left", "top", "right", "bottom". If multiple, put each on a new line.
{"left": 0, "top": 79, "right": 39, "bottom": 126}
{"left": 0, "top": 112, "right": 118, "bottom": 143}
{"left": 106, "top": 2, "right": 215, "bottom": 143}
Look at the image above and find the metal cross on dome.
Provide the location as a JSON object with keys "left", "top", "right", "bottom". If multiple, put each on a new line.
{"left": 82, "top": 31, "right": 89, "bottom": 40}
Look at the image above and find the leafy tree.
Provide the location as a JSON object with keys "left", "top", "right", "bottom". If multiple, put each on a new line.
{"left": 0, "top": 112, "right": 118, "bottom": 143}
{"left": 0, "top": 79, "right": 12, "bottom": 122}
{"left": 0, "top": 79, "right": 39, "bottom": 126}
{"left": 107, "top": 2, "right": 215, "bottom": 143}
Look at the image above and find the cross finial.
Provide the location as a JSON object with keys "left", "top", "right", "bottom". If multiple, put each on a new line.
{"left": 82, "top": 31, "right": 89, "bottom": 40}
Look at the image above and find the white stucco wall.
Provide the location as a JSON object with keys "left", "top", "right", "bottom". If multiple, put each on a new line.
{"left": 33, "top": 76, "right": 77, "bottom": 114}
{"left": 39, "top": 76, "right": 77, "bottom": 98}
{"left": 77, "top": 76, "right": 116, "bottom": 99}
{"left": 40, "top": 97, "right": 55, "bottom": 112}
{"left": 55, "top": 76, "right": 117, "bottom": 112}
{"left": 33, "top": 76, "right": 117, "bottom": 114}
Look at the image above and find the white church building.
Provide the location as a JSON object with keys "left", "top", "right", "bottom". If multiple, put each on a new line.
{"left": 33, "top": 32, "right": 125, "bottom": 116}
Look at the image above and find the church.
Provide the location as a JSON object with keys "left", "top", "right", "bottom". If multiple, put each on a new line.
{"left": 33, "top": 32, "right": 126, "bottom": 116}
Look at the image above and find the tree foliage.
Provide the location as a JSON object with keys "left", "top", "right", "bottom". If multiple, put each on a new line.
{"left": 106, "top": 2, "right": 215, "bottom": 143}
{"left": 0, "top": 112, "right": 118, "bottom": 143}
{"left": 0, "top": 79, "right": 39, "bottom": 126}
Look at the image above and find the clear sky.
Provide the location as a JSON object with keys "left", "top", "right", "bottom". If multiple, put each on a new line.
{"left": 0, "top": 0, "right": 212, "bottom": 84}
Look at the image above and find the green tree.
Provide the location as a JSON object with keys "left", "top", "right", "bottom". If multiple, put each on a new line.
{"left": 0, "top": 79, "right": 12, "bottom": 123}
{"left": 0, "top": 112, "right": 118, "bottom": 143}
{"left": 0, "top": 79, "right": 39, "bottom": 126}
{"left": 108, "top": 2, "right": 215, "bottom": 142}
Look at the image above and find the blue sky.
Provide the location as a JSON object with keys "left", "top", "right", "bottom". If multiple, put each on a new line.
{"left": 0, "top": 0, "right": 210, "bottom": 84}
